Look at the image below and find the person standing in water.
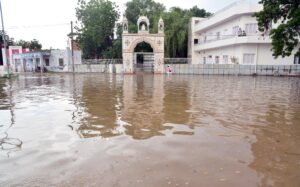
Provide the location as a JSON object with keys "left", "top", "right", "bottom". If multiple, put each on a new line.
{"left": 166, "top": 65, "right": 172, "bottom": 74}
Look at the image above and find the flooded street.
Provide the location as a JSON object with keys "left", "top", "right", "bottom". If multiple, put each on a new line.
{"left": 0, "top": 73, "right": 300, "bottom": 187}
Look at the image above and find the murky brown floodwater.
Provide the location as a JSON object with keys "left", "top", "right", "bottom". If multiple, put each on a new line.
{"left": 0, "top": 73, "right": 299, "bottom": 187}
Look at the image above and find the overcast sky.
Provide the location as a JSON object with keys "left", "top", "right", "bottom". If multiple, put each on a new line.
{"left": 1, "top": 0, "right": 258, "bottom": 49}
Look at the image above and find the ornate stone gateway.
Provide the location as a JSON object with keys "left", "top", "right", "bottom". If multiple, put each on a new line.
{"left": 122, "top": 16, "right": 164, "bottom": 73}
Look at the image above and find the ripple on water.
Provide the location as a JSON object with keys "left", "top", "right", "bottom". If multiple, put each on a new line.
{"left": 0, "top": 74, "right": 299, "bottom": 187}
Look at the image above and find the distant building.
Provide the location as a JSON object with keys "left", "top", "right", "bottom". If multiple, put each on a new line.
{"left": 12, "top": 48, "right": 82, "bottom": 72}
{"left": 12, "top": 50, "right": 51, "bottom": 72}
{"left": 0, "top": 46, "right": 31, "bottom": 76}
{"left": 188, "top": 0, "right": 299, "bottom": 65}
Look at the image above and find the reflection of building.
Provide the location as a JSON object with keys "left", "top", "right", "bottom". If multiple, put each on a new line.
{"left": 188, "top": 1, "right": 297, "bottom": 65}
{"left": 76, "top": 75, "right": 122, "bottom": 138}
{"left": 249, "top": 101, "right": 300, "bottom": 187}
{"left": 121, "top": 74, "right": 166, "bottom": 139}
{"left": 73, "top": 74, "right": 193, "bottom": 140}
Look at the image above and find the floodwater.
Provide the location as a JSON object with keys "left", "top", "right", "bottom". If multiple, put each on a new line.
{"left": 0, "top": 74, "right": 300, "bottom": 187}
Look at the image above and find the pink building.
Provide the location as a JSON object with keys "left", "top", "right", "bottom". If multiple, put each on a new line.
{"left": 0, "top": 46, "right": 30, "bottom": 76}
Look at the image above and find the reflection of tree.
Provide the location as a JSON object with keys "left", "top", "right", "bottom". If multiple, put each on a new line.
{"left": 249, "top": 101, "right": 300, "bottom": 187}
{"left": 0, "top": 79, "right": 22, "bottom": 157}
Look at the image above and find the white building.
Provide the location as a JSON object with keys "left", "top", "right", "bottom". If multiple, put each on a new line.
{"left": 188, "top": 0, "right": 299, "bottom": 65}
{"left": 12, "top": 48, "right": 82, "bottom": 72}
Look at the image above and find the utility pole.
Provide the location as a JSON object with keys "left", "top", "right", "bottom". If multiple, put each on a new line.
{"left": 0, "top": 0, "right": 9, "bottom": 76}
{"left": 70, "top": 21, "right": 75, "bottom": 73}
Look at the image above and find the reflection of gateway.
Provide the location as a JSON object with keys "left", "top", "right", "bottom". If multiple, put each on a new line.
{"left": 122, "top": 16, "right": 165, "bottom": 74}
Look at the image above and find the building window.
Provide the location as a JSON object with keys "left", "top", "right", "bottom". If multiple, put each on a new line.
{"left": 36, "top": 58, "right": 40, "bottom": 66}
{"left": 215, "top": 56, "right": 220, "bottom": 64}
{"left": 223, "top": 55, "right": 228, "bottom": 64}
{"left": 216, "top": 32, "right": 220, "bottom": 40}
{"left": 59, "top": 58, "right": 64, "bottom": 66}
{"left": 203, "top": 57, "right": 206, "bottom": 64}
{"left": 245, "top": 23, "right": 257, "bottom": 35}
{"left": 294, "top": 55, "right": 300, "bottom": 64}
{"left": 232, "top": 26, "right": 239, "bottom": 36}
{"left": 194, "top": 39, "right": 199, "bottom": 44}
{"left": 45, "top": 59, "right": 50, "bottom": 66}
{"left": 208, "top": 55, "right": 212, "bottom": 64}
{"left": 243, "top": 54, "right": 255, "bottom": 64}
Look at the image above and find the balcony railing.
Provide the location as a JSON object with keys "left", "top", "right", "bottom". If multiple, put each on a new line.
{"left": 196, "top": 34, "right": 271, "bottom": 45}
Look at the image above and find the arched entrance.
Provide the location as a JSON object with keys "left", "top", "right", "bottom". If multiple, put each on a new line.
{"left": 134, "top": 42, "right": 154, "bottom": 72}
{"left": 122, "top": 16, "right": 164, "bottom": 74}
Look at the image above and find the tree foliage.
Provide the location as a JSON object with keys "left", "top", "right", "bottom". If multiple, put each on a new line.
{"left": 162, "top": 7, "right": 191, "bottom": 57}
{"left": 254, "top": 0, "right": 300, "bottom": 58}
{"left": 76, "top": 0, "right": 119, "bottom": 59}
{"left": 190, "top": 6, "right": 212, "bottom": 17}
{"left": 0, "top": 31, "right": 15, "bottom": 47}
{"left": 14, "top": 39, "right": 42, "bottom": 50}
{"left": 102, "top": 23, "right": 123, "bottom": 58}
{"left": 125, "top": 0, "right": 165, "bottom": 33}
{"left": 163, "top": 6, "right": 211, "bottom": 57}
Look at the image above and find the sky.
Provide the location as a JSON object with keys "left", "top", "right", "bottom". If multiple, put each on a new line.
{"left": 1, "top": 0, "right": 258, "bottom": 49}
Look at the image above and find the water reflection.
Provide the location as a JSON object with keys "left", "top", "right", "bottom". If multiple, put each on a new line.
{"left": 0, "top": 79, "right": 22, "bottom": 157}
{"left": 249, "top": 94, "right": 300, "bottom": 187}
{"left": 75, "top": 74, "right": 193, "bottom": 140}
{"left": 0, "top": 74, "right": 300, "bottom": 186}
{"left": 76, "top": 75, "right": 122, "bottom": 138}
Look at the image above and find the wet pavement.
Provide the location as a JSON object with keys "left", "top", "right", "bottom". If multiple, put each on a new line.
{"left": 0, "top": 73, "right": 299, "bottom": 187}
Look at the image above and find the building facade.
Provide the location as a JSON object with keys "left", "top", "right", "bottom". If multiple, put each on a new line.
{"left": 188, "top": 0, "right": 299, "bottom": 65}
{"left": 122, "top": 16, "right": 164, "bottom": 74}
{"left": 12, "top": 48, "right": 82, "bottom": 72}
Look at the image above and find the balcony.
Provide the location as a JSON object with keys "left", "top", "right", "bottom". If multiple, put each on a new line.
{"left": 194, "top": 1, "right": 262, "bottom": 32}
{"left": 194, "top": 35, "right": 272, "bottom": 51}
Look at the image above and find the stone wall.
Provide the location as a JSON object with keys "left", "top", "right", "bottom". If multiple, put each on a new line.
{"left": 164, "top": 64, "right": 300, "bottom": 76}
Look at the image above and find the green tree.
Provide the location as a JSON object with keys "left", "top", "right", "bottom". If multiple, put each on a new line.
{"left": 0, "top": 31, "right": 15, "bottom": 47}
{"left": 15, "top": 39, "right": 42, "bottom": 50}
{"left": 254, "top": 0, "right": 300, "bottom": 58}
{"left": 190, "top": 6, "right": 212, "bottom": 17}
{"left": 163, "top": 7, "right": 211, "bottom": 57}
{"left": 103, "top": 23, "right": 123, "bottom": 58}
{"left": 125, "top": 0, "right": 165, "bottom": 33}
{"left": 0, "top": 31, "right": 15, "bottom": 65}
{"left": 76, "top": 0, "right": 119, "bottom": 59}
{"left": 15, "top": 40, "right": 29, "bottom": 48}
{"left": 29, "top": 39, "right": 42, "bottom": 50}
{"left": 162, "top": 7, "right": 191, "bottom": 57}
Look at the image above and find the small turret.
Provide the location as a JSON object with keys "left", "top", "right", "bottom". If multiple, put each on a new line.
{"left": 158, "top": 17, "right": 164, "bottom": 34}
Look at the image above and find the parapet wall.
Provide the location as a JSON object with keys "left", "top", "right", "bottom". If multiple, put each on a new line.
{"left": 164, "top": 64, "right": 300, "bottom": 76}
{"left": 73, "top": 64, "right": 123, "bottom": 73}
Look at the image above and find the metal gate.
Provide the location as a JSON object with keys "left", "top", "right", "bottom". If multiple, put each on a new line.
{"left": 133, "top": 52, "right": 154, "bottom": 73}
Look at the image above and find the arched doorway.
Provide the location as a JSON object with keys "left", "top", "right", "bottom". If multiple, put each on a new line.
{"left": 134, "top": 42, "right": 154, "bottom": 72}
{"left": 122, "top": 16, "right": 165, "bottom": 74}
